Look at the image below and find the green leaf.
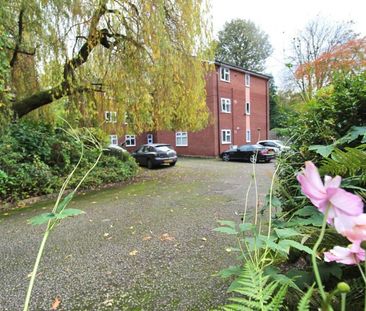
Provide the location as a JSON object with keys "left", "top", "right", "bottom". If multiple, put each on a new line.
{"left": 279, "top": 240, "right": 313, "bottom": 255}
{"left": 28, "top": 213, "right": 56, "bottom": 225}
{"left": 239, "top": 223, "right": 255, "bottom": 232}
{"left": 217, "top": 220, "right": 236, "bottom": 229}
{"left": 56, "top": 208, "right": 85, "bottom": 220}
{"left": 218, "top": 265, "right": 242, "bottom": 278}
{"left": 264, "top": 194, "right": 282, "bottom": 209}
{"left": 274, "top": 228, "right": 301, "bottom": 239}
{"left": 213, "top": 227, "right": 238, "bottom": 235}
{"left": 337, "top": 126, "right": 366, "bottom": 144}
{"left": 290, "top": 213, "right": 324, "bottom": 227}
{"left": 293, "top": 206, "right": 318, "bottom": 217}
{"left": 308, "top": 145, "right": 334, "bottom": 157}
{"left": 55, "top": 192, "right": 75, "bottom": 213}
{"left": 264, "top": 266, "right": 301, "bottom": 291}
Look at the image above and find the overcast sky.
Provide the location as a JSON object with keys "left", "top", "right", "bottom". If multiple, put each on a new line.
{"left": 210, "top": 0, "right": 366, "bottom": 87}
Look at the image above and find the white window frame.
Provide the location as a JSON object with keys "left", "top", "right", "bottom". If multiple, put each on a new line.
{"left": 105, "top": 111, "right": 117, "bottom": 123}
{"left": 245, "top": 74, "right": 250, "bottom": 87}
{"left": 221, "top": 129, "right": 232, "bottom": 144}
{"left": 245, "top": 102, "right": 251, "bottom": 115}
{"left": 220, "top": 67, "right": 230, "bottom": 82}
{"left": 125, "top": 134, "right": 136, "bottom": 147}
{"left": 220, "top": 98, "right": 231, "bottom": 113}
{"left": 110, "top": 135, "right": 118, "bottom": 146}
{"left": 176, "top": 132, "right": 188, "bottom": 147}
{"left": 147, "top": 133, "right": 153, "bottom": 144}
{"left": 246, "top": 130, "right": 251, "bottom": 142}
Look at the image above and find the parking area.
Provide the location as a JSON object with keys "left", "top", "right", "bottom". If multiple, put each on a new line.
{"left": 0, "top": 158, "right": 274, "bottom": 310}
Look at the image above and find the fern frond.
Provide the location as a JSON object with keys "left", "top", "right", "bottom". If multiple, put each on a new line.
{"left": 221, "top": 262, "right": 289, "bottom": 310}
{"left": 297, "top": 284, "right": 314, "bottom": 311}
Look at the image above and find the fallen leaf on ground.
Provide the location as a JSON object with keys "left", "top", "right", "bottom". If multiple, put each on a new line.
{"left": 143, "top": 236, "right": 152, "bottom": 241}
{"left": 103, "top": 233, "right": 110, "bottom": 237}
{"left": 129, "top": 250, "right": 138, "bottom": 256}
{"left": 51, "top": 297, "right": 61, "bottom": 310}
{"left": 201, "top": 237, "right": 207, "bottom": 241}
{"left": 91, "top": 201, "right": 97, "bottom": 204}
{"left": 160, "top": 233, "right": 175, "bottom": 241}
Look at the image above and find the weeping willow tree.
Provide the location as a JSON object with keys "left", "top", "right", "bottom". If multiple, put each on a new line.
{"left": 1, "top": 0, "right": 214, "bottom": 133}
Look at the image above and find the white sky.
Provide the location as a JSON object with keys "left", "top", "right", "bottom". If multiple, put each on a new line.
{"left": 210, "top": 0, "right": 366, "bottom": 87}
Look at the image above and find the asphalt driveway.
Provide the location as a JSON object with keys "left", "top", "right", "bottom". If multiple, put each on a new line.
{"left": 0, "top": 158, "right": 274, "bottom": 310}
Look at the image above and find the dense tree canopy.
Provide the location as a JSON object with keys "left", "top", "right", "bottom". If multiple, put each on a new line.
{"left": 0, "top": 0, "right": 213, "bottom": 133}
{"left": 215, "top": 19, "right": 272, "bottom": 71}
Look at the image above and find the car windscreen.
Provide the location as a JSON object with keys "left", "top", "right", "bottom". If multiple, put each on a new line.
{"left": 155, "top": 146, "right": 172, "bottom": 152}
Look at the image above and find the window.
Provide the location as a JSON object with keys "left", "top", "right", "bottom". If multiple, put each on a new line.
{"left": 105, "top": 111, "right": 117, "bottom": 123}
{"left": 246, "top": 130, "right": 251, "bottom": 142}
{"left": 125, "top": 135, "right": 136, "bottom": 147}
{"left": 110, "top": 135, "right": 118, "bottom": 146}
{"left": 176, "top": 132, "right": 188, "bottom": 146}
{"left": 147, "top": 133, "right": 153, "bottom": 144}
{"left": 220, "top": 67, "right": 230, "bottom": 82}
{"left": 221, "top": 98, "right": 231, "bottom": 113}
{"left": 221, "top": 130, "right": 231, "bottom": 144}
{"left": 245, "top": 102, "right": 250, "bottom": 115}
{"left": 245, "top": 74, "right": 250, "bottom": 87}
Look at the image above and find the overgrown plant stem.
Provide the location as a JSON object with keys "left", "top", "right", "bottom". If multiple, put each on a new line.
{"left": 341, "top": 293, "right": 346, "bottom": 311}
{"left": 23, "top": 229, "right": 50, "bottom": 311}
{"left": 311, "top": 205, "right": 330, "bottom": 303}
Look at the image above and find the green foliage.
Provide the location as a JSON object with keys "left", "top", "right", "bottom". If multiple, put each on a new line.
{"left": 0, "top": 120, "right": 138, "bottom": 203}
{"left": 219, "top": 262, "right": 288, "bottom": 311}
{"left": 297, "top": 285, "right": 314, "bottom": 311}
{"left": 215, "top": 19, "right": 272, "bottom": 71}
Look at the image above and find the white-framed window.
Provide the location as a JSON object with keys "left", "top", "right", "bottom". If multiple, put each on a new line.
{"left": 221, "top": 129, "right": 232, "bottom": 144}
{"left": 221, "top": 98, "right": 231, "bottom": 113}
{"left": 245, "top": 102, "right": 251, "bottom": 115}
{"left": 125, "top": 135, "right": 136, "bottom": 147}
{"left": 220, "top": 67, "right": 230, "bottom": 82}
{"left": 110, "top": 135, "right": 118, "bottom": 146}
{"left": 105, "top": 111, "right": 117, "bottom": 123}
{"left": 246, "top": 130, "right": 251, "bottom": 142}
{"left": 147, "top": 133, "right": 153, "bottom": 144}
{"left": 245, "top": 74, "right": 250, "bottom": 87}
{"left": 176, "top": 132, "right": 188, "bottom": 146}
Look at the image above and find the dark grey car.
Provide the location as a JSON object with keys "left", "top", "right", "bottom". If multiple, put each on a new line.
{"left": 132, "top": 144, "right": 178, "bottom": 169}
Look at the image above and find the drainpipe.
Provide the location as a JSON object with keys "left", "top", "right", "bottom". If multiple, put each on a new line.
{"left": 216, "top": 70, "right": 221, "bottom": 156}
{"left": 231, "top": 87, "right": 234, "bottom": 145}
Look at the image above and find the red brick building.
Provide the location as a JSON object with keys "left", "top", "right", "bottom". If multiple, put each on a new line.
{"left": 108, "top": 61, "right": 271, "bottom": 157}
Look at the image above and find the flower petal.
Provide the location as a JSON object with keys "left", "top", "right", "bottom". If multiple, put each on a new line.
{"left": 324, "top": 175, "right": 342, "bottom": 189}
{"left": 327, "top": 188, "right": 364, "bottom": 217}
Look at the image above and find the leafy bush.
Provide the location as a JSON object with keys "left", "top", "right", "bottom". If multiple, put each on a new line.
{"left": 0, "top": 120, "right": 138, "bottom": 203}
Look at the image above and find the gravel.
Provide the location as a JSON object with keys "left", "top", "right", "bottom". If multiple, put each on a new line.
{"left": 0, "top": 158, "right": 274, "bottom": 310}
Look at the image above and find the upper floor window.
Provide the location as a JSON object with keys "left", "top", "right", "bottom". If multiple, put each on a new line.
{"left": 105, "top": 111, "right": 117, "bottom": 123}
{"left": 221, "top": 129, "right": 232, "bottom": 144}
{"left": 220, "top": 67, "right": 230, "bottom": 82}
{"left": 125, "top": 135, "right": 136, "bottom": 147}
{"left": 245, "top": 74, "right": 250, "bottom": 87}
{"left": 176, "top": 132, "right": 188, "bottom": 146}
{"left": 245, "top": 102, "right": 251, "bottom": 115}
{"left": 221, "top": 98, "right": 231, "bottom": 113}
{"left": 110, "top": 135, "right": 118, "bottom": 146}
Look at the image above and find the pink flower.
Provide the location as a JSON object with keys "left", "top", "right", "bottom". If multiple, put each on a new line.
{"left": 324, "top": 243, "right": 365, "bottom": 265}
{"left": 297, "top": 161, "right": 363, "bottom": 222}
{"left": 334, "top": 214, "right": 366, "bottom": 242}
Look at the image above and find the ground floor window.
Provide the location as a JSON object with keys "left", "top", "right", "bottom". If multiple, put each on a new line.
{"left": 110, "top": 135, "right": 118, "bottom": 145}
{"left": 246, "top": 130, "right": 251, "bottom": 142}
{"left": 176, "top": 132, "right": 188, "bottom": 146}
{"left": 221, "top": 129, "right": 231, "bottom": 144}
{"left": 147, "top": 133, "right": 153, "bottom": 144}
{"left": 105, "top": 111, "right": 117, "bottom": 123}
{"left": 125, "top": 135, "right": 136, "bottom": 147}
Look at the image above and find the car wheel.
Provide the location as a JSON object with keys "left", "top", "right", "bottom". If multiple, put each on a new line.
{"left": 147, "top": 159, "right": 154, "bottom": 169}
{"left": 250, "top": 154, "right": 257, "bottom": 163}
{"left": 170, "top": 162, "right": 176, "bottom": 167}
{"left": 222, "top": 154, "right": 230, "bottom": 161}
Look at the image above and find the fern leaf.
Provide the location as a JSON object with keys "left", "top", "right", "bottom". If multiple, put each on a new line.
{"left": 297, "top": 284, "right": 315, "bottom": 311}
{"left": 267, "top": 283, "right": 288, "bottom": 311}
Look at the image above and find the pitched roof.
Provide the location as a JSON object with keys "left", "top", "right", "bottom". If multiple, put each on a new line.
{"left": 214, "top": 60, "right": 272, "bottom": 80}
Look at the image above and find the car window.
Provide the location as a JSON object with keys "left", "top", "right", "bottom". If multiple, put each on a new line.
{"left": 141, "top": 146, "right": 149, "bottom": 153}
{"left": 147, "top": 146, "right": 155, "bottom": 152}
{"left": 156, "top": 146, "right": 172, "bottom": 152}
{"left": 239, "top": 145, "right": 252, "bottom": 151}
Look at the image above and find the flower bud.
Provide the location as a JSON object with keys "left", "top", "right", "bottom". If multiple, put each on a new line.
{"left": 360, "top": 241, "right": 366, "bottom": 250}
{"left": 337, "top": 282, "right": 350, "bottom": 293}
